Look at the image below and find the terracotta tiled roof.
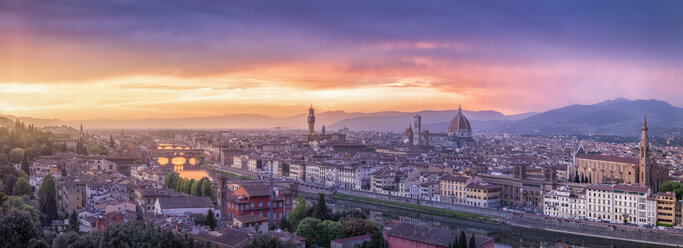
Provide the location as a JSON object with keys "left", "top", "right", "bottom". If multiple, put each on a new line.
{"left": 575, "top": 153, "right": 639, "bottom": 164}
{"left": 385, "top": 223, "right": 493, "bottom": 247}
{"left": 196, "top": 229, "right": 250, "bottom": 248}
{"left": 157, "top": 196, "right": 214, "bottom": 209}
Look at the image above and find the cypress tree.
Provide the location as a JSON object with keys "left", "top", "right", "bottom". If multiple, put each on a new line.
{"left": 109, "top": 135, "right": 115, "bottom": 148}
{"left": 70, "top": 209, "right": 80, "bottom": 232}
{"left": 21, "top": 156, "right": 30, "bottom": 177}
{"left": 186, "top": 179, "right": 195, "bottom": 193}
{"left": 191, "top": 180, "right": 201, "bottom": 196}
{"left": 458, "top": 231, "right": 466, "bottom": 248}
{"left": 206, "top": 209, "right": 216, "bottom": 231}
{"left": 468, "top": 234, "right": 476, "bottom": 248}
{"left": 311, "top": 193, "right": 328, "bottom": 220}
{"left": 38, "top": 174, "right": 58, "bottom": 224}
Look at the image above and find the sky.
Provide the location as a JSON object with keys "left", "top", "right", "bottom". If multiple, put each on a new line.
{"left": 1, "top": 0, "right": 682, "bottom": 120}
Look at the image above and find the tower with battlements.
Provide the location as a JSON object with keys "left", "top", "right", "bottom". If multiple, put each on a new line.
{"left": 307, "top": 105, "right": 315, "bottom": 135}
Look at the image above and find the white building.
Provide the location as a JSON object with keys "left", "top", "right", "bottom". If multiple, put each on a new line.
{"left": 289, "top": 163, "right": 306, "bottom": 181}
{"left": 305, "top": 164, "right": 321, "bottom": 184}
{"left": 543, "top": 188, "right": 586, "bottom": 219}
{"left": 646, "top": 196, "right": 657, "bottom": 226}
{"left": 585, "top": 184, "right": 651, "bottom": 225}
{"left": 154, "top": 196, "right": 215, "bottom": 216}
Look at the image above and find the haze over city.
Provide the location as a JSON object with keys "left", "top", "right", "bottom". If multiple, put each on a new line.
{"left": 2, "top": 1, "right": 683, "bottom": 120}
{"left": 2, "top": 2, "right": 683, "bottom": 248}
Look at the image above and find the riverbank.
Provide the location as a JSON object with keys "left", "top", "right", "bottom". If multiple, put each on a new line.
{"left": 203, "top": 163, "right": 253, "bottom": 180}
{"left": 331, "top": 193, "right": 498, "bottom": 223}
{"left": 509, "top": 214, "right": 683, "bottom": 247}
{"left": 323, "top": 189, "right": 683, "bottom": 247}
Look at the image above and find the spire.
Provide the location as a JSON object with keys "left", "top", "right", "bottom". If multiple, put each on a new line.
{"left": 642, "top": 114, "right": 647, "bottom": 130}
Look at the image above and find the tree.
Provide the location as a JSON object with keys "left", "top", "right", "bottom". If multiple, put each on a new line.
{"left": 295, "top": 217, "right": 344, "bottom": 247}
{"left": 659, "top": 181, "right": 683, "bottom": 200}
{"left": 368, "top": 230, "right": 388, "bottom": 248}
{"left": 174, "top": 177, "right": 185, "bottom": 191}
{"left": 69, "top": 209, "right": 80, "bottom": 232}
{"left": 50, "top": 221, "right": 215, "bottom": 248}
{"left": 201, "top": 179, "right": 213, "bottom": 198}
{"left": 164, "top": 173, "right": 177, "bottom": 188}
{"left": 0, "top": 170, "right": 17, "bottom": 195}
{"left": 458, "top": 231, "right": 467, "bottom": 248}
{"left": 311, "top": 193, "right": 328, "bottom": 220}
{"left": 288, "top": 195, "right": 309, "bottom": 231}
{"left": 336, "top": 209, "right": 367, "bottom": 222}
{"left": 0, "top": 192, "right": 7, "bottom": 215}
{"left": 279, "top": 215, "right": 291, "bottom": 232}
{"left": 38, "top": 174, "right": 58, "bottom": 224}
{"left": 191, "top": 180, "right": 201, "bottom": 196}
{"left": 574, "top": 173, "right": 579, "bottom": 183}
{"left": 86, "top": 142, "right": 109, "bottom": 155}
{"left": 206, "top": 209, "right": 217, "bottom": 231}
{"left": 0, "top": 209, "right": 42, "bottom": 247}
{"left": 245, "top": 234, "right": 296, "bottom": 248}
{"left": 343, "top": 218, "right": 379, "bottom": 237}
{"left": 109, "top": 135, "right": 115, "bottom": 148}
{"left": 12, "top": 177, "right": 32, "bottom": 196}
{"left": 186, "top": 179, "right": 195, "bottom": 194}
{"left": 21, "top": 156, "right": 30, "bottom": 177}
{"left": 4, "top": 195, "right": 39, "bottom": 221}
{"left": 449, "top": 234, "right": 458, "bottom": 248}
{"left": 8, "top": 148, "right": 25, "bottom": 163}
{"left": 468, "top": 234, "right": 476, "bottom": 248}
{"left": 320, "top": 220, "right": 344, "bottom": 245}
{"left": 295, "top": 217, "right": 323, "bottom": 246}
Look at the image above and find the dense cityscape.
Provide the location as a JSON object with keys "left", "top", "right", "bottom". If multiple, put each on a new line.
{"left": 1, "top": 103, "right": 682, "bottom": 247}
{"left": 3, "top": 1, "right": 683, "bottom": 248}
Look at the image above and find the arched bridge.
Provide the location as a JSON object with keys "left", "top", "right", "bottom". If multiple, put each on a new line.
{"left": 149, "top": 144, "right": 204, "bottom": 167}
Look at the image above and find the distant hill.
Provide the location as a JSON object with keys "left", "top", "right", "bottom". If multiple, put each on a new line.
{"left": 0, "top": 108, "right": 533, "bottom": 131}
{"left": 487, "top": 98, "right": 683, "bottom": 136}
{"left": 1, "top": 98, "right": 680, "bottom": 137}
{"left": 327, "top": 109, "right": 522, "bottom": 132}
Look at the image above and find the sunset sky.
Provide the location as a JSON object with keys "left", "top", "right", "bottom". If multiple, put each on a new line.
{"left": 1, "top": 1, "right": 682, "bottom": 120}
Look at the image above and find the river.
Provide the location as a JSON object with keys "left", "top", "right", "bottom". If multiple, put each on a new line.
{"left": 173, "top": 164, "right": 211, "bottom": 181}
{"left": 315, "top": 195, "right": 674, "bottom": 248}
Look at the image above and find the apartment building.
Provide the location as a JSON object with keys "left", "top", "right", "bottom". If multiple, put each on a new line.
{"left": 439, "top": 174, "right": 470, "bottom": 205}
{"left": 543, "top": 188, "right": 586, "bottom": 219}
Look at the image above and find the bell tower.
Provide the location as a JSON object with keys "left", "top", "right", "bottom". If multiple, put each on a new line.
{"left": 639, "top": 115, "right": 650, "bottom": 186}
{"left": 307, "top": 105, "right": 315, "bottom": 135}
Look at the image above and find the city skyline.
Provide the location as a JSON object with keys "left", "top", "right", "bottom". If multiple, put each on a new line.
{"left": 2, "top": 1, "right": 683, "bottom": 120}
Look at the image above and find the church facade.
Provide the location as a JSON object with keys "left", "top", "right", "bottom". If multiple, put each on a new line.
{"left": 568, "top": 116, "right": 668, "bottom": 192}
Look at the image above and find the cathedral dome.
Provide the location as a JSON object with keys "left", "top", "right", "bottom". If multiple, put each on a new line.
{"left": 448, "top": 105, "right": 472, "bottom": 137}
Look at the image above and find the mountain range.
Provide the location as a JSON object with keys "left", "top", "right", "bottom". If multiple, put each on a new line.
{"left": 1, "top": 98, "right": 681, "bottom": 137}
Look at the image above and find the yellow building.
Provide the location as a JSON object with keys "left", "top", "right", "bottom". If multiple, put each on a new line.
{"left": 465, "top": 183, "right": 502, "bottom": 208}
{"left": 439, "top": 174, "right": 470, "bottom": 205}
{"left": 656, "top": 192, "right": 676, "bottom": 226}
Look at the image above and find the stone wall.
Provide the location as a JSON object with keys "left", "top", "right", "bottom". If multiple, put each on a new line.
{"left": 334, "top": 188, "right": 513, "bottom": 219}
{"left": 510, "top": 214, "right": 683, "bottom": 247}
